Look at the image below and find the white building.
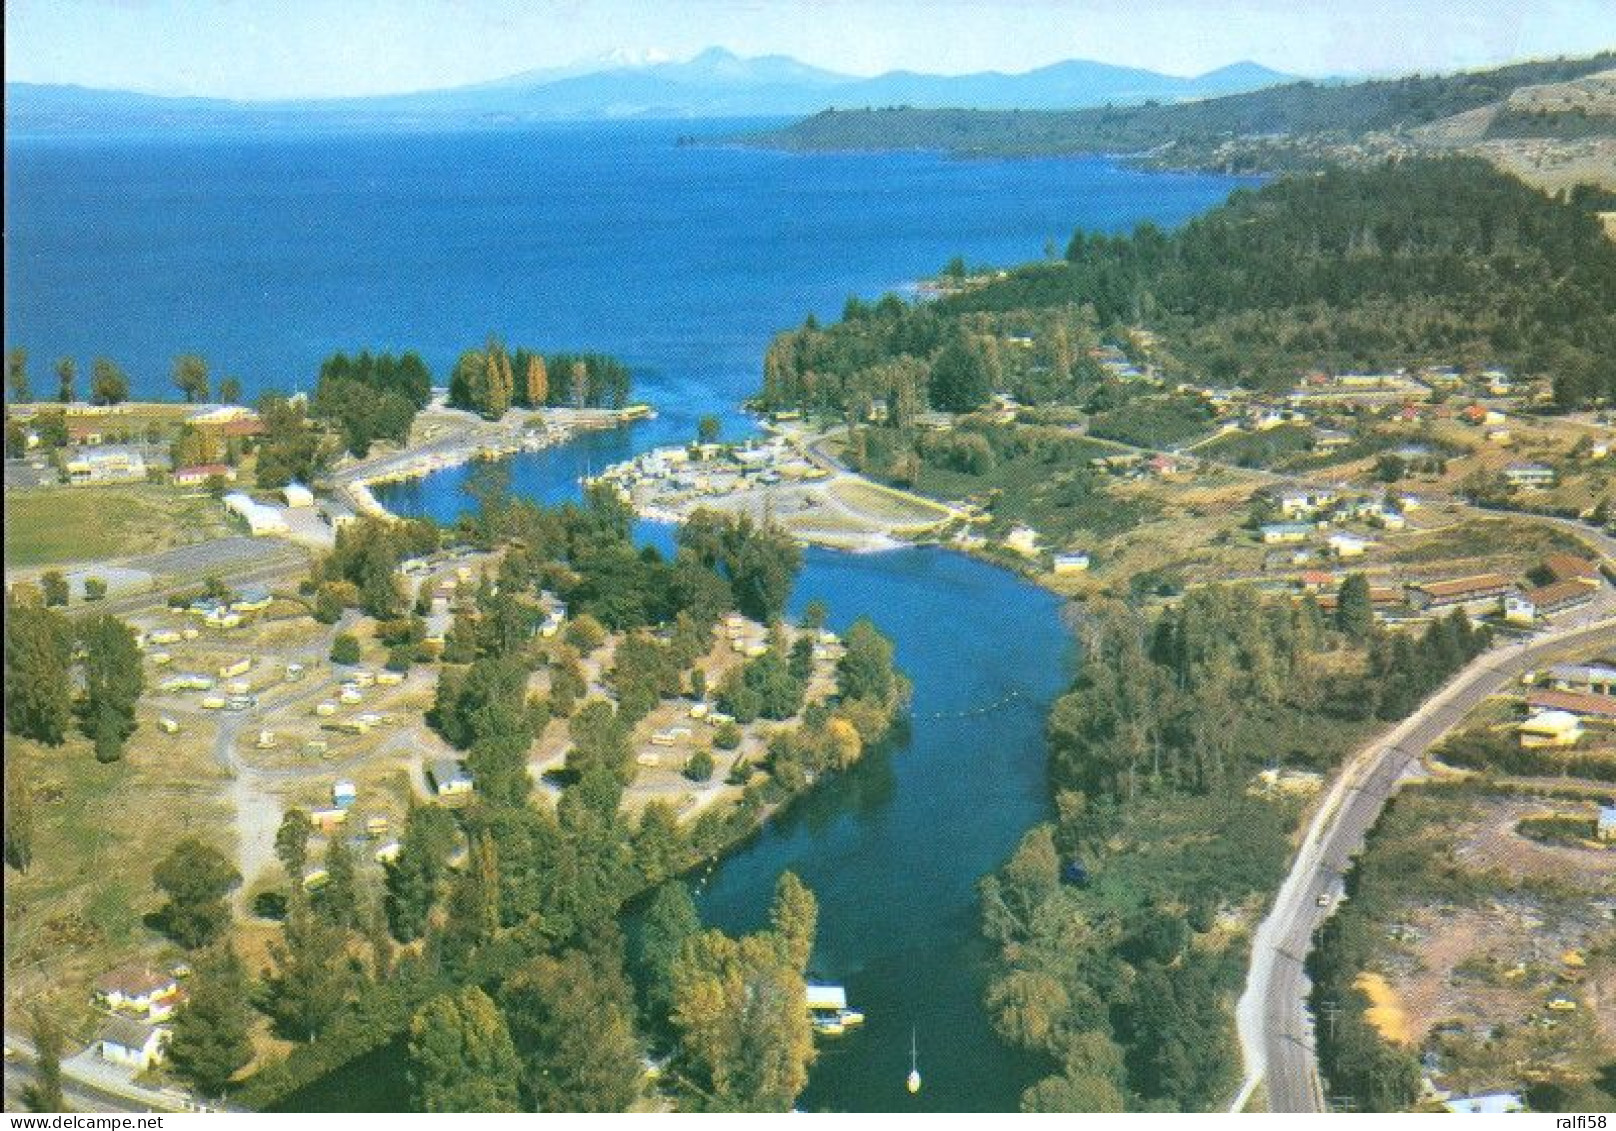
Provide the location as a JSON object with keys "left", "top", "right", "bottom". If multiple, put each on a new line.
{"left": 1052, "top": 551, "right": 1091, "bottom": 574}
{"left": 98, "top": 1017, "right": 168, "bottom": 1071}
{"left": 223, "top": 492, "right": 289, "bottom": 535}
{"left": 282, "top": 481, "right": 315, "bottom": 508}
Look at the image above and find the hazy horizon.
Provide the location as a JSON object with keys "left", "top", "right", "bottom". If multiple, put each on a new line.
{"left": 6, "top": 0, "right": 1614, "bottom": 102}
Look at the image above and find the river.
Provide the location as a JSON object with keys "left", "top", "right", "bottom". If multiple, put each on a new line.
{"left": 372, "top": 447, "right": 1074, "bottom": 1112}
{"left": 7, "top": 121, "right": 1251, "bottom": 1109}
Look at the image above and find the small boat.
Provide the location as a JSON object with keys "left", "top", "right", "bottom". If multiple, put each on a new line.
{"left": 812, "top": 1015, "right": 846, "bottom": 1036}
{"left": 906, "top": 1027, "right": 921, "bottom": 1094}
{"left": 837, "top": 1008, "right": 865, "bottom": 1027}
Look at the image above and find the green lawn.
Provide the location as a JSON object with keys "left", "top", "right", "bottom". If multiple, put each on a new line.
{"left": 4, "top": 483, "right": 232, "bottom": 567}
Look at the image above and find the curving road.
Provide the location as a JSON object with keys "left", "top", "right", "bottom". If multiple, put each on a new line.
{"left": 1232, "top": 607, "right": 1616, "bottom": 1112}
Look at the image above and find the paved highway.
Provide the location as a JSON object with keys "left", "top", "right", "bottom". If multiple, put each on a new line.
{"left": 1232, "top": 610, "right": 1616, "bottom": 1112}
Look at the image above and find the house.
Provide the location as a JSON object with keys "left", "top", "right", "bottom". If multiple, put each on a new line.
{"left": 1599, "top": 806, "right": 1616, "bottom": 843}
{"left": 1328, "top": 532, "right": 1371, "bottom": 559}
{"left": 1052, "top": 551, "right": 1091, "bottom": 574}
{"left": 98, "top": 1017, "right": 168, "bottom": 1071}
{"left": 1311, "top": 428, "right": 1352, "bottom": 451}
{"left": 1523, "top": 579, "right": 1597, "bottom": 617}
{"left": 1524, "top": 689, "right": 1616, "bottom": 723}
{"left": 65, "top": 446, "right": 147, "bottom": 485}
{"left": 1503, "top": 462, "right": 1556, "bottom": 489}
{"left": 1261, "top": 523, "right": 1313, "bottom": 545}
{"left": 94, "top": 963, "right": 179, "bottom": 1015}
{"left": 1373, "top": 508, "right": 1407, "bottom": 531}
{"left": 1406, "top": 573, "right": 1512, "bottom": 614}
{"left": 332, "top": 780, "right": 357, "bottom": 808}
{"left": 282, "top": 481, "right": 315, "bottom": 508}
{"left": 429, "top": 758, "right": 475, "bottom": 797}
{"left": 1518, "top": 710, "right": 1583, "bottom": 749}
{"left": 1545, "top": 663, "right": 1616, "bottom": 695}
{"left": 1503, "top": 593, "right": 1537, "bottom": 626}
{"left": 222, "top": 492, "right": 289, "bottom": 535}
{"left": 1276, "top": 488, "right": 1337, "bottom": 518}
{"left": 172, "top": 463, "right": 236, "bottom": 487}
{"left": 1296, "top": 570, "right": 1336, "bottom": 592}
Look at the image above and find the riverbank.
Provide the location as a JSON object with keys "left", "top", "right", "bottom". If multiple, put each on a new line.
{"left": 327, "top": 402, "right": 654, "bottom": 521}
{"left": 590, "top": 423, "right": 972, "bottom": 553}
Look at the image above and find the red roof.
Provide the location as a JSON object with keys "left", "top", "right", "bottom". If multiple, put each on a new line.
{"left": 1524, "top": 579, "right": 1598, "bottom": 611}
{"left": 1525, "top": 688, "right": 1616, "bottom": 719}
{"left": 1542, "top": 554, "right": 1599, "bottom": 583}
{"left": 1412, "top": 573, "right": 1511, "bottom": 600}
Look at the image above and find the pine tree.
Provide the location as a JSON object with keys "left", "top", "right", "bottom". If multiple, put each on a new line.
{"left": 167, "top": 943, "right": 253, "bottom": 1098}
{"left": 266, "top": 903, "right": 353, "bottom": 1041}
{"left": 75, "top": 614, "right": 145, "bottom": 761}
{"left": 319, "top": 834, "right": 358, "bottom": 928}
{"left": 1335, "top": 573, "right": 1375, "bottom": 641}
{"left": 638, "top": 880, "right": 701, "bottom": 1025}
{"left": 4, "top": 600, "right": 72, "bottom": 745}
{"left": 153, "top": 838, "right": 240, "bottom": 949}
{"left": 274, "top": 808, "right": 312, "bottom": 884}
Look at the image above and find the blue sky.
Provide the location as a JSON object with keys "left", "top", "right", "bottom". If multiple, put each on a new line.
{"left": 7, "top": 0, "right": 1614, "bottom": 99}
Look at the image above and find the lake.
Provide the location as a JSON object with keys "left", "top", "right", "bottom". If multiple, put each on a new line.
{"left": 6, "top": 121, "right": 1255, "bottom": 1110}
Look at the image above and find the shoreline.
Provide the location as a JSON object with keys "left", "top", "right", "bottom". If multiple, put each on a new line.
{"left": 329, "top": 403, "right": 653, "bottom": 522}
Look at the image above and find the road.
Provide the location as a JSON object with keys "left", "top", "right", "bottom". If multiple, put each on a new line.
{"left": 2, "top": 1036, "right": 216, "bottom": 1114}
{"left": 1232, "top": 609, "right": 1616, "bottom": 1113}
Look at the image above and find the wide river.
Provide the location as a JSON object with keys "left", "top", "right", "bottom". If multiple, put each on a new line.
{"left": 7, "top": 121, "right": 1255, "bottom": 1110}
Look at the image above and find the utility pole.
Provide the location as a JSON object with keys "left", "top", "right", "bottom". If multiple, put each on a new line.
{"left": 1319, "top": 999, "right": 1342, "bottom": 1043}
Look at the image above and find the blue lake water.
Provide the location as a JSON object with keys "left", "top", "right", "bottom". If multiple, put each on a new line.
{"left": 6, "top": 121, "right": 1256, "bottom": 1111}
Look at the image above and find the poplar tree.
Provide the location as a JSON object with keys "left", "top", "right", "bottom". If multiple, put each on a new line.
{"left": 54, "top": 357, "right": 75, "bottom": 403}
{"left": 4, "top": 754, "right": 34, "bottom": 872}
{"left": 525, "top": 353, "right": 548, "bottom": 407}
{"left": 407, "top": 986, "right": 521, "bottom": 1113}
{"left": 6, "top": 347, "right": 30, "bottom": 401}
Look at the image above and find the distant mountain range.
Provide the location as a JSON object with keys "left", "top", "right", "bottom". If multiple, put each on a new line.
{"left": 5, "top": 47, "right": 1297, "bottom": 133}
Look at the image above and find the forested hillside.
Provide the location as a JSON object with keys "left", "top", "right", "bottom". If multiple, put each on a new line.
{"left": 759, "top": 158, "right": 1616, "bottom": 412}
{"left": 741, "top": 53, "right": 1616, "bottom": 160}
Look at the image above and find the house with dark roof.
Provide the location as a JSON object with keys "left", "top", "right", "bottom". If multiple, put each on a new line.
{"left": 94, "top": 963, "right": 179, "bottom": 1016}
{"left": 98, "top": 1016, "right": 168, "bottom": 1071}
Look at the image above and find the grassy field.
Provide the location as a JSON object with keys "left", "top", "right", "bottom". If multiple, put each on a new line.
{"left": 4, "top": 721, "right": 232, "bottom": 1039}
{"left": 826, "top": 477, "right": 955, "bottom": 526}
{"left": 4, "top": 484, "right": 232, "bottom": 567}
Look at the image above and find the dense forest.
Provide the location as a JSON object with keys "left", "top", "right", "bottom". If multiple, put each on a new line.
{"left": 758, "top": 159, "right": 1616, "bottom": 419}
{"left": 741, "top": 53, "right": 1616, "bottom": 159}
{"left": 977, "top": 584, "right": 1490, "bottom": 1111}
